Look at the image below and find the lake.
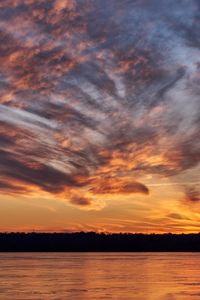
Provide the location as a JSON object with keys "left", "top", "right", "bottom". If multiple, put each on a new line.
{"left": 0, "top": 253, "right": 199, "bottom": 299}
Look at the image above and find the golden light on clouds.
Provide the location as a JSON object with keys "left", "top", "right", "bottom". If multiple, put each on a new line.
{"left": 0, "top": 0, "right": 199, "bottom": 233}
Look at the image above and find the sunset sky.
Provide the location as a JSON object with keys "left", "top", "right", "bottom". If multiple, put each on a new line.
{"left": 0, "top": 0, "right": 200, "bottom": 233}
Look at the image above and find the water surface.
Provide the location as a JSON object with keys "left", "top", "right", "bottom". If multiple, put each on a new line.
{"left": 0, "top": 253, "right": 200, "bottom": 299}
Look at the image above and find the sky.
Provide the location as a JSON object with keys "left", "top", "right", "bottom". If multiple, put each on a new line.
{"left": 0, "top": 0, "right": 200, "bottom": 233}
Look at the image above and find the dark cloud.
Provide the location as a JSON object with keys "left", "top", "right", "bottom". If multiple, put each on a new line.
{"left": 69, "top": 195, "right": 91, "bottom": 206}
{"left": 0, "top": 180, "right": 28, "bottom": 193}
{"left": 120, "top": 182, "right": 149, "bottom": 195}
{"left": 90, "top": 179, "right": 149, "bottom": 195}
{"left": 0, "top": 149, "right": 86, "bottom": 194}
{"left": 0, "top": 0, "right": 199, "bottom": 205}
{"left": 185, "top": 186, "right": 200, "bottom": 203}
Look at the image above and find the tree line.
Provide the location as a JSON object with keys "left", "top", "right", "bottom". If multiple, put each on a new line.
{"left": 0, "top": 232, "right": 200, "bottom": 251}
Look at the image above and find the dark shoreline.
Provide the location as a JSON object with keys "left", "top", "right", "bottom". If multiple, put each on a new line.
{"left": 1, "top": 232, "right": 200, "bottom": 252}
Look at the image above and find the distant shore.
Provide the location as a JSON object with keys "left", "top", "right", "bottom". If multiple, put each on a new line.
{"left": 0, "top": 232, "right": 200, "bottom": 252}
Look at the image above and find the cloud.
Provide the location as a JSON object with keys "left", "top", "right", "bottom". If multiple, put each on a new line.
{"left": 69, "top": 195, "right": 91, "bottom": 206}
{"left": 0, "top": 180, "right": 28, "bottom": 194}
{"left": 0, "top": 0, "right": 199, "bottom": 208}
{"left": 185, "top": 186, "right": 200, "bottom": 203}
{"left": 90, "top": 179, "right": 149, "bottom": 195}
{"left": 167, "top": 213, "right": 190, "bottom": 220}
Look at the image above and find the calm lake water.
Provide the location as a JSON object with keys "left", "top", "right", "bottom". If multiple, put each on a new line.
{"left": 0, "top": 253, "right": 200, "bottom": 300}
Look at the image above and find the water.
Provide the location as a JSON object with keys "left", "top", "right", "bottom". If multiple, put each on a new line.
{"left": 0, "top": 253, "right": 200, "bottom": 300}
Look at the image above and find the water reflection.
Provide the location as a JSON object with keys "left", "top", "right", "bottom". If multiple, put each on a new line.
{"left": 0, "top": 253, "right": 200, "bottom": 299}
